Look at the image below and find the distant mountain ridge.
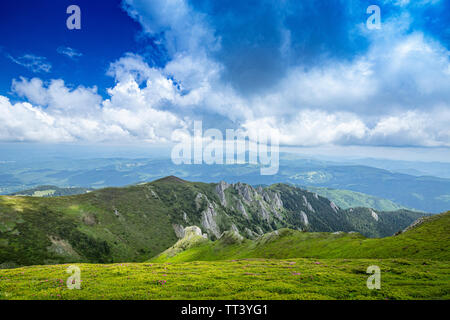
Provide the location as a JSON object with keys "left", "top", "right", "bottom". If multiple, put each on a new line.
{"left": 1, "top": 157, "right": 449, "bottom": 212}
{"left": 10, "top": 185, "right": 93, "bottom": 197}
{"left": 0, "top": 176, "right": 429, "bottom": 267}
{"left": 304, "top": 186, "right": 409, "bottom": 211}
{"left": 9, "top": 182, "right": 410, "bottom": 213}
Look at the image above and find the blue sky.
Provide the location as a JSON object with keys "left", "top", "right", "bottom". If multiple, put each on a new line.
{"left": 0, "top": 0, "right": 146, "bottom": 97}
{"left": 0, "top": 0, "right": 449, "bottom": 160}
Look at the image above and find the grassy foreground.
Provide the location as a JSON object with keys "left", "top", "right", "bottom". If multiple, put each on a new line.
{"left": 0, "top": 258, "right": 449, "bottom": 300}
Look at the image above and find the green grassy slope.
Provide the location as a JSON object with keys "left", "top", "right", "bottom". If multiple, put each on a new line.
{"left": 0, "top": 205, "right": 448, "bottom": 300}
{"left": 1, "top": 258, "right": 448, "bottom": 300}
{"left": 305, "top": 186, "right": 408, "bottom": 211}
{"left": 0, "top": 184, "right": 179, "bottom": 267}
{"left": 152, "top": 212, "right": 450, "bottom": 263}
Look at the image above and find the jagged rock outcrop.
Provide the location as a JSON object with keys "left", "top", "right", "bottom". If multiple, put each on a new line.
{"left": 257, "top": 200, "right": 271, "bottom": 222}
{"left": 168, "top": 179, "right": 425, "bottom": 241}
{"left": 234, "top": 182, "right": 255, "bottom": 203}
{"left": 273, "top": 192, "right": 283, "bottom": 209}
{"left": 157, "top": 226, "right": 208, "bottom": 258}
{"left": 236, "top": 199, "right": 249, "bottom": 218}
{"left": 219, "top": 229, "right": 244, "bottom": 244}
{"left": 215, "top": 181, "right": 229, "bottom": 206}
{"left": 302, "top": 195, "right": 315, "bottom": 213}
{"left": 330, "top": 201, "right": 339, "bottom": 213}
{"left": 201, "top": 201, "right": 221, "bottom": 238}
{"left": 301, "top": 211, "right": 309, "bottom": 226}
{"left": 172, "top": 224, "right": 185, "bottom": 238}
{"left": 371, "top": 210, "right": 379, "bottom": 222}
{"left": 402, "top": 216, "right": 429, "bottom": 233}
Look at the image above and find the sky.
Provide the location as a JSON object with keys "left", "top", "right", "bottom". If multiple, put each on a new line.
{"left": 0, "top": 0, "right": 450, "bottom": 161}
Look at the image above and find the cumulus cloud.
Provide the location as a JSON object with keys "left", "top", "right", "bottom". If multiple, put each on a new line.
{"left": 241, "top": 109, "right": 450, "bottom": 148}
{"left": 0, "top": 96, "right": 72, "bottom": 142}
{"left": 12, "top": 77, "right": 102, "bottom": 116}
{"left": 236, "top": 30, "right": 450, "bottom": 147}
{"left": 369, "top": 109, "right": 450, "bottom": 147}
{"left": 117, "top": 0, "right": 450, "bottom": 147}
{"left": 1, "top": 57, "right": 188, "bottom": 143}
{"left": 1, "top": 0, "right": 449, "bottom": 149}
{"left": 242, "top": 111, "right": 368, "bottom": 147}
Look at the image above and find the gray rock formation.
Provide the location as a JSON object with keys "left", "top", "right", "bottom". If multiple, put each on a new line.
{"left": 234, "top": 182, "right": 255, "bottom": 203}
{"left": 402, "top": 216, "right": 429, "bottom": 233}
{"left": 236, "top": 199, "right": 249, "bottom": 218}
{"left": 257, "top": 199, "right": 271, "bottom": 221}
{"left": 301, "top": 211, "right": 309, "bottom": 226}
{"left": 201, "top": 201, "right": 221, "bottom": 238}
{"left": 330, "top": 201, "right": 339, "bottom": 213}
{"left": 215, "top": 181, "right": 229, "bottom": 206}
{"left": 172, "top": 224, "right": 185, "bottom": 238}
{"left": 303, "top": 195, "right": 315, "bottom": 213}
{"left": 371, "top": 210, "right": 379, "bottom": 222}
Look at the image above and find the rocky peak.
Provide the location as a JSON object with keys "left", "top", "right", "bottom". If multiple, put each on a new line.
{"left": 233, "top": 182, "right": 255, "bottom": 203}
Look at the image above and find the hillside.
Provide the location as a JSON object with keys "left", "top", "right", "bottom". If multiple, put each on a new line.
{"left": 304, "top": 186, "right": 408, "bottom": 211}
{"left": 153, "top": 211, "right": 450, "bottom": 263}
{"left": 0, "top": 211, "right": 448, "bottom": 300}
{"left": 0, "top": 177, "right": 428, "bottom": 267}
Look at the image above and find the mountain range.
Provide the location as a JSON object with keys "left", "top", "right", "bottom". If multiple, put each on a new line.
{"left": 0, "top": 176, "right": 428, "bottom": 268}
{"left": 1, "top": 156, "right": 449, "bottom": 213}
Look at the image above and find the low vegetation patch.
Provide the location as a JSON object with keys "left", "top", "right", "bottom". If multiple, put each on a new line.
{"left": 0, "top": 258, "right": 448, "bottom": 300}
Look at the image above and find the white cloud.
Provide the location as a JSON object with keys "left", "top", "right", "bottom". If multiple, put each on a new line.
{"left": 369, "top": 109, "right": 450, "bottom": 147}
{"left": 241, "top": 108, "right": 450, "bottom": 148}
{"left": 242, "top": 111, "right": 368, "bottom": 147}
{"left": 384, "top": 0, "right": 442, "bottom": 7}
{"left": 12, "top": 77, "right": 102, "bottom": 116}
{"left": 1, "top": 57, "right": 189, "bottom": 143}
{"left": 233, "top": 28, "right": 450, "bottom": 147}
{"left": 57, "top": 46, "right": 83, "bottom": 59}
{"left": 1, "top": 2, "right": 450, "bottom": 149}
{"left": 122, "top": 0, "right": 218, "bottom": 56}
{"left": 7, "top": 54, "right": 51, "bottom": 73}
{"left": 0, "top": 96, "right": 72, "bottom": 142}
